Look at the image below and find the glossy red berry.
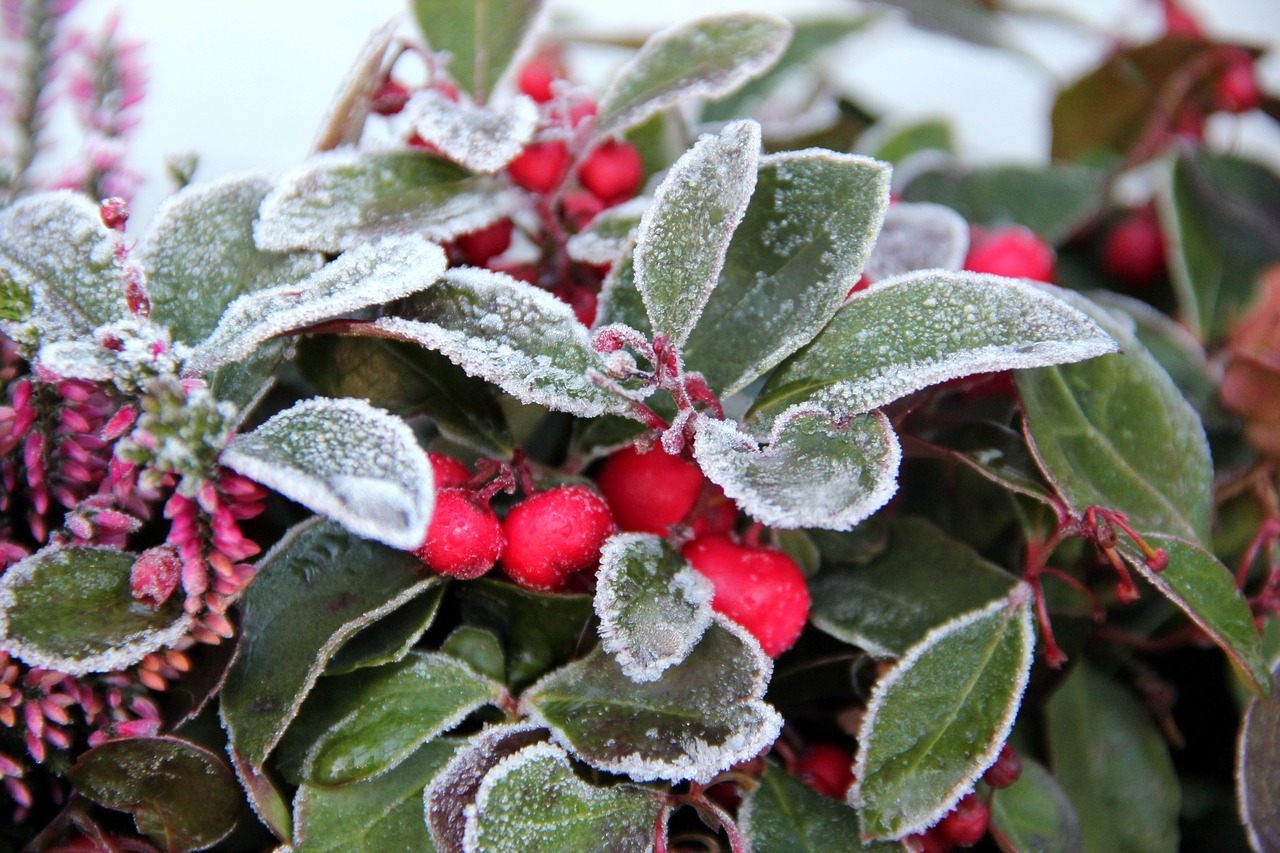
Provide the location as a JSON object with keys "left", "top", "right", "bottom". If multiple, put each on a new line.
{"left": 429, "top": 452, "right": 472, "bottom": 489}
{"left": 414, "top": 489, "right": 505, "bottom": 580}
{"left": 1102, "top": 208, "right": 1165, "bottom": 288}
{"left": 578, "top": 140, "right": 644, "bottom": 206}
{"left": 508, "top": 141, "right": 571, "bottom": 194}
{"left": 938, "top": 793, "right": 990, "bottom": 847}
{"left": 455, "top": 219, "right": 514, "bottom": 266}
{"left": 1215, "top": 52, "right": 1263, "bottom": 114}
{"left": 551, "top": 282, "right": 598, "bottom": 327}
{"left": 597, "top": 445, "right": 706, "bottom": 536}
{"left": 982, "top": 744, "right": 1022, "bottom": 789}
{"left": 681, "top": 534, "right": 810, "bottom": 657}
{"left": 501, "top": 485, "right": 615, "bottom": 591}
{"left": 964, "top": 227, "right": 1055, "bottom": 282}
{"left": 518, "top": 54, "right": 563, "bottom": 103}
{"left": 371, "top": 78, "right": 410, "bottom": 116}
{"left": 795, "top": 743, "right": 854, "bottom": 799}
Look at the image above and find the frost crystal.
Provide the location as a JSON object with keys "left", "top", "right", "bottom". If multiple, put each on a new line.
{"left": 863, "top": 202, "right": 969, "bottom": 282}
{"left": 566, "top": 198, "right": 648, "bottom": 265}
{"left": 408, "top": 89, "right": 539, "bottom": 174}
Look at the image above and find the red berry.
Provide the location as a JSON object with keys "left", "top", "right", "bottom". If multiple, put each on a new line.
{"left": 1102, "top": 210, "right": 1165, "bottom": 288}
{"left": 795, "top": 743, "right": 854, "bottom": 799}
{"left": 551, "top": 282, "right": 598, "bottom": 327}
{"left": 1215, "top": 52, "right": 1263, "bottom": 114}
{"left": 429, "top": 452, "right": 472, "bottom": 489}
{"left": 562, "top": 191, "right": 605, "bottom": 232}
{"left": 964, "top": 226, "right": 1055, "bottom": 283}
{"left": 692, "top": 490, "right": 738, "bottom": 536}
{"left": 486, "top": 260, "right": 540, "bottom": 286}
{"left": 518, "top": 54, "right": 563, "bottom": 103}
{"left": 508, "top": 141, "right": 571, "bottom": 194}
{"left": 455, "top": 219, "right": 514, "bottom": 266}
{"left": 938, "top": 793, "right": 990, "bottom": 848}
{"left": 681, "top": 534, "right": 810, "bottom": 657}
{"left": 414, "top": 489, "right": 504, "bottom": 580}
{"left": 904, "top": 828, "right": 956, "bottom": 853}
{"left": 982, "top": 744, "right": 1022, "bottom": 789}
{"left": 371, "top": 79, "right": 410, "bottom": 116}
{"left": 578, "top": 140, "right": 644, "bottom": 206}
{"left": 501, "top": 485, "right": 615, "bottom": 591}
{"left": 597, "top": 445, "right": 706, "bottom": 536}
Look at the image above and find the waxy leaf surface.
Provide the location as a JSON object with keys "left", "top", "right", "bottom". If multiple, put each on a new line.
{"left": 411, "top": 0, "right": 544, "bottom": 101}
{"left": 1239, "top": 656, "right": 1280, "bottom": 853}
{"left": 326, "top": 585, "right": 446, "bottom": 676}
{"left": 988, "top": 757, "right": 1083, "bottom": 853}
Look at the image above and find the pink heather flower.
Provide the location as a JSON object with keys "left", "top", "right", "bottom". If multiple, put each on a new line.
{"left": 130, "top": 546, "right": 181, "bottom": 609}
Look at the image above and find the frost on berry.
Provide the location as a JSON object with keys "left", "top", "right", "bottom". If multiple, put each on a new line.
{"left": 863, "top": 202, "right": 969, "bottom": 283}
{"left": 501, "top": 485, "right": 614, "bottom": 591}
{"left": 407, "top": 89, "right": 539, "bottom": 174}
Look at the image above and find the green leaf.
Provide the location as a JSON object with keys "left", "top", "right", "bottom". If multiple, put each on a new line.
{"left": 901, "top": 163, "right": 1107, "bottom": 245}
{"left": 862, "top": 202, "right": 969, "bottom": 283}
{"left": 374, "top": 267, "right": 633, "bottom": 418}
{"left": 596, "top": 12, "right": 793, "bottom": 137}
{"left": 865, "top": 119, "right": 954, "bottom": 166}
{"left": 441, "top": 625, "right": 506, "bottom": 684}
{"left": 255, "top": 150, "right": 513, "bottom": 254}
{"left": 0, "top": 546, "right": 190, "bottom": 676}
{"left": 692, "top": 408, "right": 900, "bottom": 531}
{"left": 139, "top": 173, "right": 321, "bottom": 345}
{"left": 741, "top": 763, "right": 896, "bottom": 852}
{"left": 1238, "top": 656, "right": 1280, "bottom": 852}
{"left": 809, "top": 518, "right": 1018, "bottom": 657}
{"left": 596, "top": 251, "right": 651, "bottom": 336}
{"left": 0, "top": 191, "right": 128, "bottom": 342}
{"left": 298, "top": 334, "right": 513, "bottom": 455}
{"left": 521, "top": 619, "right": 781, "bottom": 783}
{"left": 303, "top": 652, "right": 503, "bottom": 785}
{"left": 0, "top": 266, "right": 32, "bottom": 322}
{"left": 989, "top": 757, "right": 1083, "bottom": 853}
{"left": 926, "top": 421, "right": 1057, "bottom": 506}
{"left": 1045, "top": 664, "right": 1179, "bottom": 853}
{"left": 852, "top": 591, "right": 1034, "bottom": 840}
{"left": 326, "top": 584, "right": 445, "bottom": 676}
{"left": 294, "top": 739, "right": 460, "bottom": 852}
{"left": 752, "top": 274, "right": 1116, "bottom": 423}
{"left": 683, "top": 150, "right": 890, "bottom": 395}
{"left": 594, "top": 533, "right": 714, "bottom": 683}
{"left": 222, "top": 397, "right": 435, "bottom": 550}
{"left": 230, "top": 748, "right": 292, "bottom": 842}
{"left": 464, "top": 741, "right": 663, "bottom": 852}
{"left": 69, "top": 736, "right": 241, "bottom": 852}
{"left": 220, "top": 519, "right": 441, "bottom": 769}
{"left": 410, "top": 0, "right": 543, "bottom": 102}
{"left": 208, "top": 338, "right": 289, "bottom": 422}
{"left": 633, "top": 120, "right": 760, "bottom": 348}
{"left": 1161, "top": 150, "right": 1280, "bottom": 340}
{"left": 1016, "top": 290, "right": 1213, "bottom": 543}
{"left": 566, "top": 201, "right": 644, "bottom": 267}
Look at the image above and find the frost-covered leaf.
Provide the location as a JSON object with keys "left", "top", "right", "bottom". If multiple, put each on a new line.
{"left": 595, "top": 533, "right": 714, "bottom": 683}
{"left": 926, "top": 420, "right": 1057, "bottom": 506}
{"left": 139, "top": 173, "right": 321, "bottom": 345}
{"left": 741, "top": 762, "right": 898, "bottom": 852}
{"left": 221, "top": 398, "right": 434, "bottom": 550}
{"left": 35, "top": 338, "right": 116, "bottom": 382}
{"left": 852, "top": 590, "right": 1034, "bottom": 840}
{"left": 0, "top": 267, "right": 33, "bottom": 323}
{"left": 208, "top": 338, "right": 291, "bottom": 425}
{"left": 464, "top": 741, "right": 663, "bottom": 853}
{"left": 595, "top": 252, "right": 651, "bottom": 335}
{"left": 193, "top": 233, "right": 446, "bottom": 372}
{"left": 411, "top": 0, "right": 544, "bottom": 101}
{"left": 989, "top": 757, "right": 1083, "bottom": 853}
{"left": 596, "top": 12, "right": 793, "bottom": 137}
{"left": 0, "top": 190, "right": 128, "bottom": 342}
{"left": 297, "top": 334, "right": 513, "bottom": 456}
{"left": 293, "top": 739, "right": 460, "bottom": 853}
{"left": 326, "top": 586, "right": 445, "bottom": 676}
{"left": 633, "top": 120, "right": 759, "bottom": 348}
{"left": 809, "top": 518, "right": 1018, "bottom": 657}
{"left": 409, "top": 89, "right": 538, "bottom": 174}
{"left": 0, "top": 546, "right": 190, "bottom": 676}
{"left": 693, "top": 407, "right": 900, "bottom": 531}
{"left": 862, "top": 202, "right": 968, "bottom": 282}
{"left": 302, "top": 652, "right": 503, "bottom": 785}
{"left": 374, "top": 267, "right": 633, "bottom": 418}
{"left": 1045, "top": 664, "right": 1179, "bottom": 853}
{"left": 1016, "top": 289, "right": 1212, "bottom": 543}
{"left": 753, "top": 273, "right": 1117, "bottom": 423}
{"left": 69, "top": 736, "right": 241, "bottom": 853}
{"left": 255, "top": 150, "right": 514, "bottom": 254}
{"left": 521, "top": 619, "right": 782, "bottom": 783}
{"left": 682, "top": 150, "right": 891, "bottom": 395}
{"left": 1239, "top": 656, "right": 1280, "bottom": 853}
{"left": 220, "top": 519, "right": 441, "bottom": 769}
{"left": 566, "top": 199, "right": 646, "bottom": 266}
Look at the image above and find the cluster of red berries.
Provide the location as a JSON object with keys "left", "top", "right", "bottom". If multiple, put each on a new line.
{"left": 905, "top": 744, "right": 1022, "bottom": 852}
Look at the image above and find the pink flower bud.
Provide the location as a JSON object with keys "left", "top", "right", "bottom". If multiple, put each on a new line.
{"left": 130, "top": 547, "right": 182, "bottom": 609}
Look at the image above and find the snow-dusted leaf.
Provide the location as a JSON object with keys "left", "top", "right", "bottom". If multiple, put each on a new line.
{"left": 596, "top": 13, "right": 792, "bottom": 137}
{"left": 741, "top": 763, "right": 901, "bottom": 853}
{"left": 0, "top": 546, "right": 190, "bottom": 676}
{"left": 326, "top": 586, "right": 446, "bottom": 676}
{"left": 409, "top": 89, "right": 538, "bottom": 173}
{"left": 753, "top": 273, "right": 1117, "bottom": 423}
{"left": 595, "top": 252, "right": 651, "bottom": 335}
{"left": 595, "top": 533, "right": 714, "bottom": 683}
{"left": 374, "top": 267, "right": 633, "bottom": 418}
{"left": 208, "top": 338, "right": 290, "bottom": 424}
{"left": 69, "top": 736, "right": 241, "bottom": 852}
{"left": 693, "top": 407, "right": 900, "bottom": 531}
{"left": 809, "top": 518, "right": 1018, "bottom": 657}
{"left": 193, "top": 233, "right": 446, "bottom": 372}
{"left": 852, "top": 590, "right": 1034, "bottom": 840}
{"left": 294, "top": 739, "right": 460, "bottom": 853}
{"left": 0, "top": 190, "right": 128, "bottom": 342}
{"left": 221, "top": 398, "right": 434, "bottom": 550}
{"left": 633, "top": 120, "right": 759, "bottom": 347}
{"left": 302, "top": 652, "right": 504, "bottom": 785}
{"left": 862, "top": 202, "right": 968, "bottom": 282}
{"left": 255, "top": 150, "right": 514, "bottom": 254}
{"left": 220, "top": 519, "right": 442, "bottom": 769}
{"left": 139, "top": 173, "right": 321, "bottom": 345}
{"left": 521, "top": 618, "right": 782, "bottom": 783}
{"left": 1239, "top": 656, "right": 1280, "bottom": 853}
{"left": 411, "top": 0, "right": 544, "bottom": 102}
{"left": 988, "top": 757, "right": 1083, "bottom": 853}
{"left": 0, "top": 269, "right": 32, "bottom": 323}
{"left": 35, "top": 339, "right": 117, "bottom": 382}
{"left": 566, "top": 199, "right": 646, "bottom": 266}
{"left": 682, "top": 150, "right": 891, "bottom": 395}
{"left": 463, "top": 741, "right": 663, "bottom": 853}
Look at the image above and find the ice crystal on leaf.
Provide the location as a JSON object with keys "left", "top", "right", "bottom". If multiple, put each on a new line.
{"left": 407, "top": 89, "right": 539, "bottom": 174}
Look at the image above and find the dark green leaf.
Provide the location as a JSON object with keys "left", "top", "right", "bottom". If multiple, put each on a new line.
{"left": 853, "top": 592, "right": 1034, "bottom": 840}
{"left": 69, "top": 736, "right": 241, "bottom": 852}
{"left": 230, "top": 747, "right": 292, "bottom": 842}
{"left": 410, "top": 0, "right": 543, "bottom": 101}
{"left": 925, "top": 421, "right": 1057, "bottom": 505}
{"left": 326, "top": 584, "right": 445, "bottom": 676}
{"left": 595, "top": 251, "right": 651, "bottom": 336}
{"left": 208, "top": 338, "right": 289, "bottom": 422}
{"left": 440, "top": 625, "right": 506, "bottom": 683}
{"left": 741, "top": 763, "right": 896, "bottom": 852}
{"left": 877, "top": 0, "right": 1016, "bottom": 51}
{"left": 0, "top": 546, "right": 189, "bottom": 676}
{"left": 1238, "top": 656, "right": 1280, "bottom": 852}
{"left": 989, "top": 757, "right": 1083, "bottom": 853}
